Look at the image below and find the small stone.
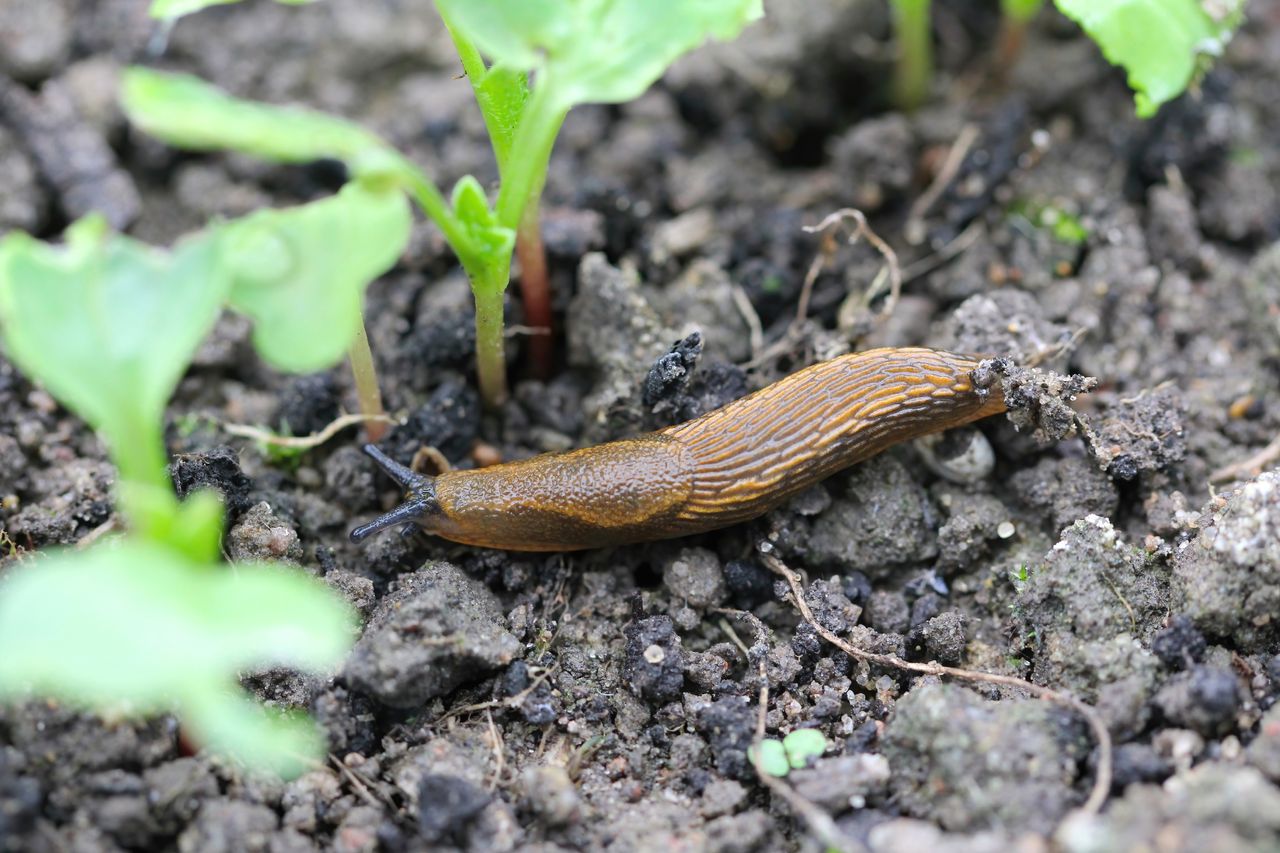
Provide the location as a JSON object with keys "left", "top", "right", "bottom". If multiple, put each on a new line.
{"left": 344, "top": 562, "right": 521, "bottom": 708}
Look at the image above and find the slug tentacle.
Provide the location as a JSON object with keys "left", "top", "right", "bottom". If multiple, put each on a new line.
{"left": 349, "top": 444, "right": 442, "bottom": 542}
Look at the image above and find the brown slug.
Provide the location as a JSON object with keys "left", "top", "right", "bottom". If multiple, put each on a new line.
{"left": 350, "top": 347, "right": 1007, "bottom": 551}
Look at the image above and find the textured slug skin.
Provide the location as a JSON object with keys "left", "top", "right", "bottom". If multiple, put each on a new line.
{"left": 425, "top": 347, "right": 1006, "bottom": 551}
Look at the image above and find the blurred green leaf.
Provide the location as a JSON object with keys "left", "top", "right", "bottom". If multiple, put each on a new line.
{"left": 0, "top": 538, "right": 355, "bottom": 777}
{"left": 221, "top": 181, "right": 411, "bottom": 373}
{"left": 435, "top": 0, "right": 763, "bottom": 107}
{"left": 121, "top": 68, "right": 398, "bottom": 178}
{"left": 782, "top": 728, "right": 827, "bottom": 768}
{"left": 1055, "top": 0, "right": 1242, "bottom": 117}
{"left": 748, "top": 739, "right": 791, "bottom": 777}
{"left": 149, "top": 0, "right": 317, "bottom": 20}
{"left": 0, "top": 216, "right": 226, "bottom": 492}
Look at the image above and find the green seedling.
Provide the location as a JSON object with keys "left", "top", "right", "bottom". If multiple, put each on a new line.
{"left": 890, "top": 0, "right": 933, "bottom": 112}
{"left": 1007, "top": 199, "right": 1089, "bottom": 246}
{"left": 749, "top": 728, "right": 829, "bottom": 777}
{"left": 0, "top": 530, "right": 353, "bottom": 778}
{"left": 0, "top": 186, "right": 402, "bottom": 774}
{"left": 889, "top": 0, "right": 1242, "bottom": 117}
{"left": 137, "top": 0, "right": 763, "bottom": 407}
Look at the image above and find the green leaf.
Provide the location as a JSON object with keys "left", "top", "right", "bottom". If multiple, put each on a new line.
{"left": 0, "top": 538, "right": 355, "bottom": 777}
{"left": 474, "top": 67, "right": 529, "bottom": 169}
{"left": 149, "top": 0, "right": 317, "bottom": 21}
{"left": 782, "top": 729, "right": 827, "bottom": 768}
{"left": 0, "top": 216, "right": 227, "bottom": 491}
{"left": 436, "top": 0, "right": 763, "bottom": 107}
{"left": 121, "top": 68, "right": 397, "bottom": 177}
{"left": 222, "top": 181, "right": 411, "bottom": 373}
{"left": 748, "top": 739, "right": 791, "bottom": 777}
{"left": 182, "top": 685, "right": 326, "bottom": 779}
{"left": 450, "top": 176, "right": 516, "bottom": 274}
{"left": 1054, "top": 0, "right": 1242, "bottom": 117}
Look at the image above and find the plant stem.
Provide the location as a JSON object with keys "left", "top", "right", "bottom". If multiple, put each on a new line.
{"left": 996, "top": 0, "right": 1042, "bottom": 72}
{"left": 470, "top": 267, "right": 510, "bottom": 408}
{"left": 347, "top": 311, "right": 387, "bottom": 443}
{"left": 892, "top": 0, "right": 933, "bottom": 112}
{"left": 396, "top": 163, "right": 472, "bottom": 258}
{"left": 516, "top": 200, "right": 553, "bottom": 379}
{"left": 495, "top": 83, "right": 567, "bottom": 232}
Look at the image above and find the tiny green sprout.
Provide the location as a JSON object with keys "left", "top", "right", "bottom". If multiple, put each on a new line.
{"left": 1007, "top": 200, "right": 1089, "bottom": 248}
{"left": 124, "top": 0, "right": 763, "bottom": 408}
{"left": 749, "top": 728, "right": 829, "bottom": 777}
{"left": 0, "top": 532, "right": 355, "bottom": 778}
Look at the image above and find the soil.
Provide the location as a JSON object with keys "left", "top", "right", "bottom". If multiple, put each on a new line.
{"left": 3, "top": 1, "right": 1280, "bottom": 851}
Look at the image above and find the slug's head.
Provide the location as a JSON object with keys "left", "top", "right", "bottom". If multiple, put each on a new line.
{"left": 349, "top": 444, "right": 441, "bottom": 543}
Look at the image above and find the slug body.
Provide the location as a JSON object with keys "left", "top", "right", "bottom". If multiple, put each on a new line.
{"left": 351, "top": 347, "right": 1006, "bottom": 551}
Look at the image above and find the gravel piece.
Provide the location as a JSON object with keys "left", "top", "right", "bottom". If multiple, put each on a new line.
{"left": 274, "top": 374, "right": 340, "bottom": 438}
{"left": 176, "top": 798, "right": 279, "bottom": 853}
{"left": 344, "top": 562, "right": 520, "bottom": 708}
{"left": 1151, "top": 615, "right": 1207, "bottom": 670}
{"left": 801, "top": 456, "right": 939, "bottom": 577}
{"left": 882, "top": 682, "right": 1086, "bottom": 833}
{"left": 418, "top": 774, "right": 489, "bottom": 844}
{"left": 171, "top": 446, "right": 254, "bottom": 518}
{"left": 1171, "top": 471, "right": 1280, "bottom": 652}
{"left": 226, "top": 502, "right": 303, "bottom": 563}
{"left": 1153, "top": 666, "right": 1244, "bottom": 738}
{"left": 623, "top": 613, "right": 685, "bottom": 704}
{"left": 1056, "top": 764, "right": 1280, "bottom": 852}
{"left": 0, "top": 76, "right": 138, "bottom": 228}
{"left": 1010, "top": 456, "right": 1118, "bottom": 533}
{"left": 788, "top": 754, "right": 889, "bottom": 813}
{"left": 662, "top": 547, "right": 726, "bottom": 609}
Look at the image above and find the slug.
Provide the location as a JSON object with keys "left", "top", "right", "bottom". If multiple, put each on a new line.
{"left": 350, "top": 347, "right": 1006, "bottom": 551}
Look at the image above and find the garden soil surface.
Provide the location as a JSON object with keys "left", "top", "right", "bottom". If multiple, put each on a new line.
{"left": 5, "top": 1, "right": 1280, "bottom": 851}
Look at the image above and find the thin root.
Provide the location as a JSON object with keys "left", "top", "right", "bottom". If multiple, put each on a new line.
{"left": 224, "top": 412, "right": 396, "bottom": 450}
{"left": 758, "top": 548, "right": 1112, "bottom": 817}
{"left": 1210, "top": 432, "right": 1280, "bottom": 484}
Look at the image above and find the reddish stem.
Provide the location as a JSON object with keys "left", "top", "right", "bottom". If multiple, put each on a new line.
{"left": 515, "top": 206, "right": 553, "bottom": 379}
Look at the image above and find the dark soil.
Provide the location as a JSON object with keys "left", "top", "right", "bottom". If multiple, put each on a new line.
{"left": 4, "top": 1, "right": 1280, "bottom": 851}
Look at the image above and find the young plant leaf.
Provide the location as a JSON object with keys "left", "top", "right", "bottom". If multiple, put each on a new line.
{"left": 0, "top": 538, "right": 355, "bottom": 778}
{"left": 748, "top": 739, "right": 792, "bottom": 777}
{"left": 221, "top": 181, "right": 411, "bottom": 373}
{"left": 1055, "top": 0, "right": 1242, "bottom": 117}
{"left": 436, "top": 0, "right": 764, "bottom": 108}
{"left": 0, "top": 216, "right": 226, "bottom": 492}
{"left": 121, "top": 68, "right": 399, "bottom": 179}
{"left": 450, "top": 175, "right": 516, "bottom": 270}
{"left": 781, "top": 728, "right": 827, "bottom": 768}
{"left": 149, "top": 0, "right": 317, "bottom": 21}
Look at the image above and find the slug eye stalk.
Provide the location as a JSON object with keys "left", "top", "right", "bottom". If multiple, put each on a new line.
{"left": 349, "top": 444, "right": 438, "bottom": 542}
